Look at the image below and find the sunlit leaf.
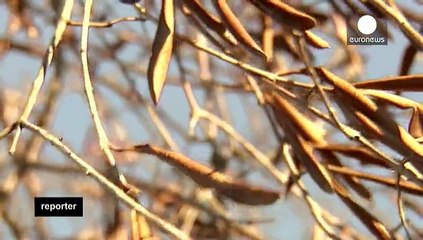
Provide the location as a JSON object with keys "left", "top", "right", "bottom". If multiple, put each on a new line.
{"left": 247, "top": 0, "right": 316, "bottom": 30}
{"left": 304, "top": 30, "right": 330, "bottom": 49}
{"left": 147, "top": 0, "right": 175, "bottom": 104}
{"left": 214, "top": 0, "right": 267, "bottom": 60}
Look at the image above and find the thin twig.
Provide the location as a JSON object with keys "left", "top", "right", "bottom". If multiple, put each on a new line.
{"left": 19, "top": 120, "right": 191, "bottom": 240}
{"left": 396, "top": 158, "right": 412, "bottom": 239}
{"left": 0, "top": 123, "right": 17, "bottom": 141}
{"left": 80, "top": 0, "right": 128, "bottom": 187}
{"left": 67, "top": 16, "right": 146, "bottom": 28}
{"left": 8, "top": 0, "right": 74, "bottom": 155}
{"left": 282, "top": 144, "right": 340, "bottom": 240}
{"left": 178, "top": 36, "right": 288, "bottom": 83}
{"left": 180, "top": 78, "right": 288, "bottom": 184}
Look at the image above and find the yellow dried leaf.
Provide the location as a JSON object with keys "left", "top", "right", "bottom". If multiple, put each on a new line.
{"left": 147, "top": 0, "right": 175, "bottom": 104}
{"left": 317, "top": 67, "right": 378, "bottom": 114}
{"left": 214, "top": 0, "right": 267, "bottom": 60}
{"left": 262, "top": 16, "right": 274, "bottom": 60}
{"left": 267, "top": 93, "right": 369, "bottom": 197}
{"left": 267, "top": 95, "right": 334, "bottom": 193}
{"left": 353, "top": 74, "right": 423, "bottom": 91}
{"left": 362, "top": 89, "right": 422, "bottom": 110}
{"left": 268, "top": 93, "right": 326, "bottom": 143}
{"left": 317, "top": 67, "right": 399, "bottom": 133}
{"left": 304, "top": 30, "right": 330, "bottom": 49}
{"left": 409, "top": 108, "right": 423, "bottom": 138}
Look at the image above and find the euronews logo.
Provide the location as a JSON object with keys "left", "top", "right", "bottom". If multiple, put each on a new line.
{"left": 347, "top": 15, "right": 387, "bottom": 45}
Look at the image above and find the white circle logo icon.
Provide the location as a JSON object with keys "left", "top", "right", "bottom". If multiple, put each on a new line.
{"left": 357, "top": 15, "right": 377, "bottom": 35}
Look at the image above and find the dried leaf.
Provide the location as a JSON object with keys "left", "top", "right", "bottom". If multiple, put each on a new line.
{"left": 362, "top": 89, "right": 422, "bottom": 110}
{"left": 316, "top": 144, "right": 388, "bottom": 167}
{"left": 399, "top": 44, "right": 418, "bottom": 75}
{"left": 294, "top": 134, "right": 334, "bottom": 193}
{"left": 322, "top": 151, "right": 371, "bottom": 199}
{"left": 267, "top": 94, "right": 334, "bottom": 193}
{"left": 181, "top": 7, "right": 234, "bottom": 54}
{"left": 116, "top": 144, "right": 280, "bottom": 205}
{"left": 262, "top": 16, "right": 274, "bottom": 61}
{"left": 183, "top": 0, "right": 225, "bottom": 35}
{"left": 147, "top": 0, "right": 175, "bottom": 104}
{"left": 317, "top": 67, "right": 378, "bottom": 114}
{"left": 217, "top": 181, "right": 281, "bottom": 205}
{"left": 304, "top": 31, "right": 330, "bottom": 49}
{"left": 318, "top": 68, "right": 423, "bottom": 173}
{"left": 131, "top": 209, "right": 152, "bottom": 240}
{"left": 266, "top": 94, "right": 369, "bottom": 198}
{"left": 183, "top": 0, "right": 237, "bottom": 46}
{"left": 362, "top": 90, "right": 423, "bottom": 138}
{"left": 333, "top": 183, "right": 393, "bottom": 240}
{"left": 353, "top": 74, "right": 423, "bottom": 92}
{"left": 214, "top": 0, "right": 267, "bottom": 60}
{"left": 247, "top": 0, "right": 316, "bottom": 30}
{"left": 317, "top": 67, "right": 398, "bottom": 132}
{"left": 353, "top": 111, "right": 384, "bottom": 138}
{"left": 266, "top": 93, "right": 326, "bottom": 143}
{"left": 312, "top": 224, "right": 327, "bottom": 240}
{"left": 329, "top": 165, "right": 423, "bottom": 196}
{"left": 409, "top": 108, "right": 423, "bottom": 138}
{"left": 274, "top": 33, "right": 302, "bottom": 60}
